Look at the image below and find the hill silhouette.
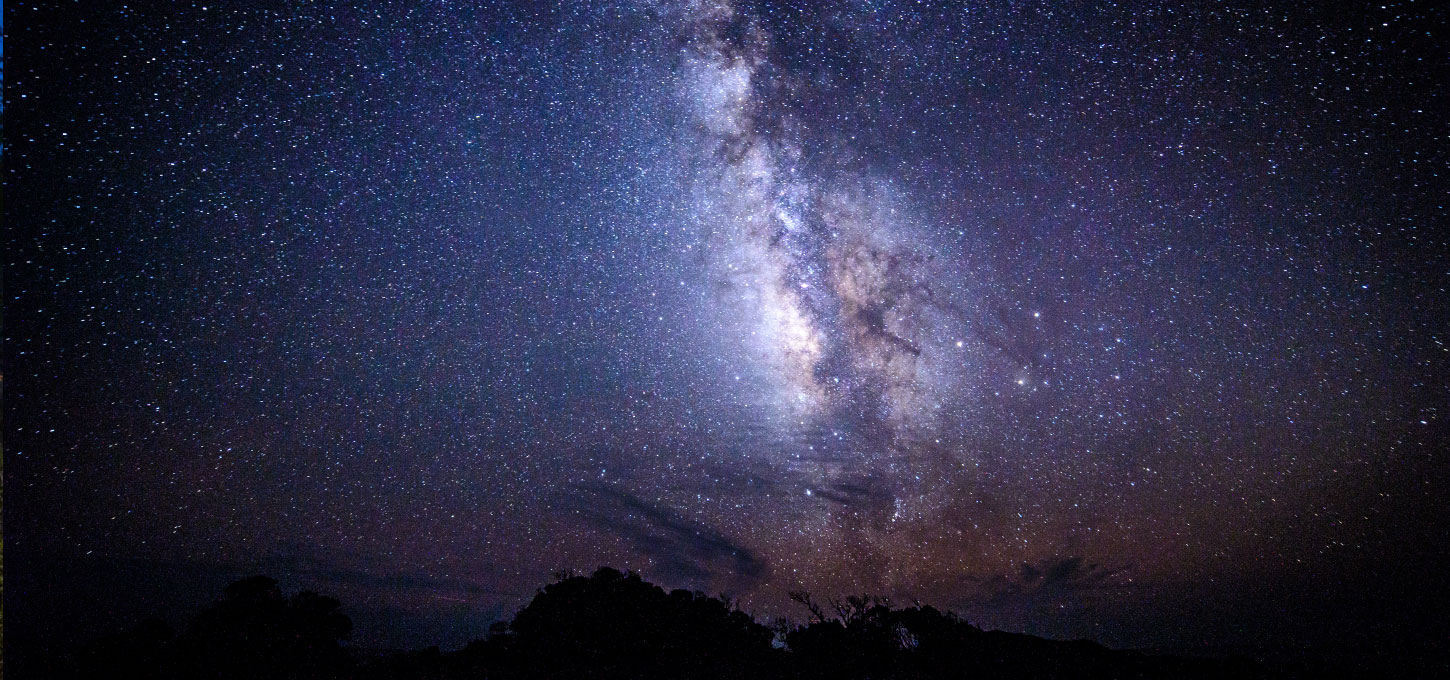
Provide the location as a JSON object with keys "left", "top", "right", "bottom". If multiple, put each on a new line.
{"left": 46, "top": 567, "right": 1263, "bottom": 679}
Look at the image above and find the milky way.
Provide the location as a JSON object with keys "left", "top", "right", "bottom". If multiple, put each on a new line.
{"left": 673, "top": 0, "right": 1001, "bottom": 571}
{"left": 7, "top": 0, "right": 1446, "bottom": 665}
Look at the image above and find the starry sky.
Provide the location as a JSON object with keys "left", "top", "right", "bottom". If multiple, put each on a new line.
{"left": 6, "top": 0, "right": 1448, "bottom": 665}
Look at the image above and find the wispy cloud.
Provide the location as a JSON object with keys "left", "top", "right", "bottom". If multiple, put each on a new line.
{"left": 572, "top": 483, "right": 769, "bottom": 592}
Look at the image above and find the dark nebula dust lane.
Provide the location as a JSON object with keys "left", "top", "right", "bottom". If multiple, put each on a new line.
{"left": 6, "top": 0, "right": 1447, "bottom": 666}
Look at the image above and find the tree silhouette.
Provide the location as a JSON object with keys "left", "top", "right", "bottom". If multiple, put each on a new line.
{"left": 472, "top": 567, "right": 776, "bottom": 679}
{"left": 173, "top": 575, "right": 351, "bottom": 679}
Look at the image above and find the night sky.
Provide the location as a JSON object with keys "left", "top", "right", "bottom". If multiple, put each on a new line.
{"left": 6, "top": 0, "right": 1448, "bottom": 666}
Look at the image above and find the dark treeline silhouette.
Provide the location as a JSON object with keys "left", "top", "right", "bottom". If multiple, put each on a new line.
{"left": 50, "top": 567, "right": 1265, "bottom": 679}
{"left": 63, "top": 575, "right": 352, "bottom": 680}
